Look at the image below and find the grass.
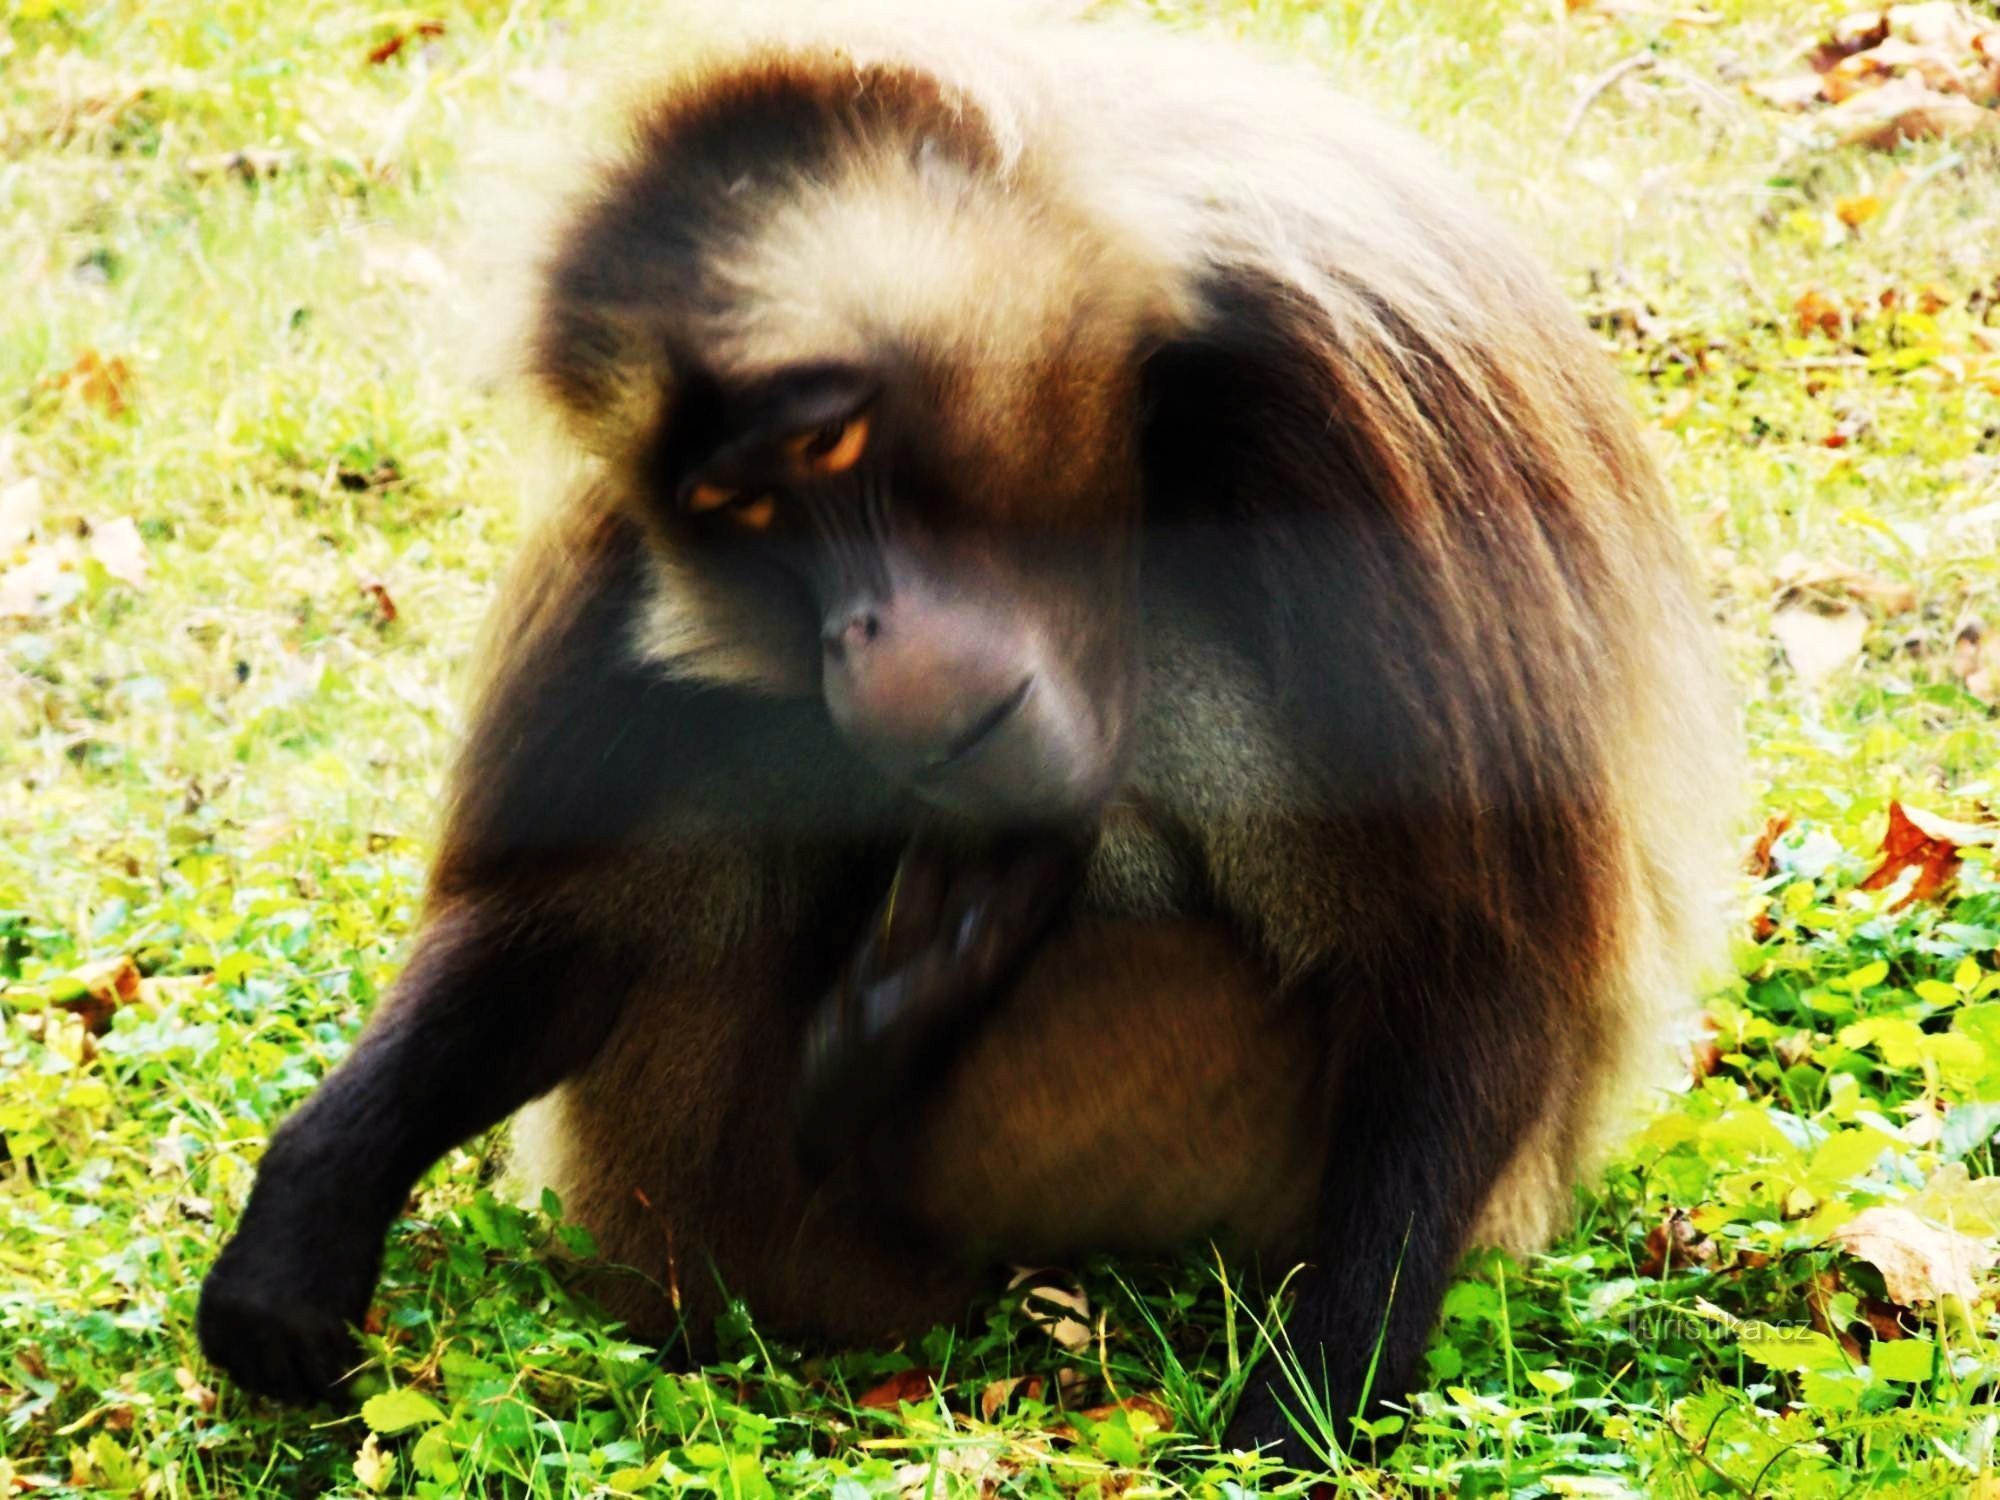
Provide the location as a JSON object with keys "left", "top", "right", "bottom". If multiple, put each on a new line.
{"left": 6, "top": 0, "right": 2000, "bottom": 1493}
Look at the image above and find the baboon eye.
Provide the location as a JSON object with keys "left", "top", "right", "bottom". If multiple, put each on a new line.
{"left": 788, "top": 412, "right": 870, "bottom": 475}
{"left": 729, "top": 493, "right": 778, "bottom": 530}
{"left": 686, "top": 483, "right": 777, "bottom": 531}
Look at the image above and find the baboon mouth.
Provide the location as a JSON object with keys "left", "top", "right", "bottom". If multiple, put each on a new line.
{"left": 927, "top": 676, "right": 1035, "bottom": 773}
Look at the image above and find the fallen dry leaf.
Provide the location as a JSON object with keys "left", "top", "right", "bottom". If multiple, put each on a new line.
{"left": 1794, "top": 287, "right": 1847, "bottom": 336}
{"left": 1829, "top": 1204, "right": 1997, "bottom": 1305}
{"left": 48, "top": 350, "right": 133, "bottom": 416}
{"left": 0, "top": 476, "right": 43, "bottom": 553}
{"left": 352, "top": 1433, "right": 396, "bottom": 1495}
{"left": 1749, "top": 71, "right": 1828, "bottom": 109}
{"left": 88, "top": 516, "right": 148, "bottom": 588}
{"left": 361, "top": 236, "right": 451, "bottom": 293}
{"left": 1806, "top": 1267, "right": 1866, "bottom": 1361}
{"left": 1773, "top": 553, "right": 1915, "bottom": 614}
{"left": 1835, "top": 192, "right": 1883, "bottom": 226}
{"left": 1690, "top": 1035, "right": 1724, "bottom": 1081}
{"left": 359, "top": 578, "right": 398, "bottom": 624}
{"left": 1748, "top": 4, "right": 2000, "bottom": 143}
{"left": 1857, "top": 800, "right": 1990, "bottom": 907}
{"left": 1893, "top": 0, "right": 1994, "bottom": 56}
{"left": 172, "top": 1367, "right": 216, "bottom": 1414}
{"left": 366, "top": 19, "right": 444, "bottom": 67}
{"left": 0, "top": 544, "right": 78, "bottom": 618}
{"left": 1951, "top": 619, "right": 2000, "bottom": 702}
{"left": 1898, "top": 1099, "right": 1946, "bottom": 1147}
{"left": 1638, "top": 1209, "right": 1715, "bottom": 1278}
{"left": 1772, "top": 601, "right": 1867, "bottom": 686}
{"left": 1824, "top": 72, "right": 1992, "bottom": 145}
{"left": 1745, "top": 812, "right": 1795, "bottom": 877}
{"left": 1906, "top": 1162, "right": 2000, "bottom": 1235}
{"left": 855, "top": 1368, "right": 940, "bottom": 1412}
{"left": 60, "top": 954, "right": 141, "bottom": 1035}
{"left": 978, "top": 1373, "right": 1044, "bottom": 1422}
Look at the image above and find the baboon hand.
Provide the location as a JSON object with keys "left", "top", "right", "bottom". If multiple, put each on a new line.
{"left": 196, "top": 1190, "right": 380, "bottom": 1405}
{"left": 796, "top": 832, "right": 1084, "bottom": 1172}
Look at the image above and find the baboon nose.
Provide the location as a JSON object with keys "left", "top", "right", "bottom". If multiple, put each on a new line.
{"left": 821, "top": 604, "right": 885, "bottom": 663}
{"left": 820, "top": 591, "right": 1036, "bottom": 782}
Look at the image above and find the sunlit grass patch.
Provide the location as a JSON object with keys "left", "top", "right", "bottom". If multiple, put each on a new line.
{"left": 8, "top": 0, "right": 2000, "bottom": 1494}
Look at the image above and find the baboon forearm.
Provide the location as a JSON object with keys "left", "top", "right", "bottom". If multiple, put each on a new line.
{"left": 249, "top": 903, "right": 627, "bottom": 1228}
{"left": 1230, "top": 953, "right": 1556, "bottom": 1458}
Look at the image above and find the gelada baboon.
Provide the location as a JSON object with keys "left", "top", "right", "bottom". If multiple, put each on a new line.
{"left": 196, "top": 7, "right": 1733, "bottom": 1464}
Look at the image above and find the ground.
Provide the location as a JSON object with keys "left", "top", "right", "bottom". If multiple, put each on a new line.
{"left": 6, "top": 0, "right": 2000, "bottom": 1495}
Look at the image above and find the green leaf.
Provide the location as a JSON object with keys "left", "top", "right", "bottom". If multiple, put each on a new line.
{"left": 1737, "top": 1325, "right": 1848, "bottom": 1373}
{"left": 1835, "top": 960, "right": 1890, "bottom": 993}
{"left": 411, "top": 1425, "right": 458, "bottom": 1483}
{"left": 606, "top": 1452, "right": 674, "bottom": 1494}
{"left": 1869, "top": 1338, "right": 1937, "bottom": 1383}
{"left": 1806, "top": 1126, "right": 1898, "bottom": 1191}
{"left": 1523, "top": 1367, "right": 1575, "bottom": 1397}
{"left": 1838, "top": 1017, "right": 1925, "bottom": 1070}
{"left": 360, "top": 1388, "right": 447, "bottom": 1435}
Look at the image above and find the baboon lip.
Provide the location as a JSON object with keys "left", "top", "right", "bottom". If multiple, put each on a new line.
{"left": 923, "top": 676, "right": 1035, "bottom": 774}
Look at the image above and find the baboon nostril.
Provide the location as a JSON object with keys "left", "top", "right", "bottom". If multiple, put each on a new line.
{"left": 822, "top": 607, "right": 885, "bottom": 657}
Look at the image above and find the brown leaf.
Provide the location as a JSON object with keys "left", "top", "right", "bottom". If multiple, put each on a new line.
{"left": 172, "top": 1367, "right": 217, "bottom": 1414}
{"left": 1860, "top": 1297, "right": 1910, "bottom": 1341}
{"left": 1773, "top": 554, "right": 1915, "bottom": 615}
{"left": 978, "top": 1374, "right": 1044, "bottom": 1422}
{"left": 1638, "top": 1209, "right": 1714, "bottom": 1278}
{"left": 1859, "top": 801, "right": 1996, "bottom": 907}
{"left": 1951, "top": 619, "right": 2000, "bottom": 702}
{"left": 366, "top": 19, "right": 444, "bottom": 66}
{"left": 360, "top": 237, "right": 451, "bottom": 293}
{"left": 1795, "top": 287, "right": 1848, "bottom": 336}
{"left": 60, "top": 955, "right": 141, "bottom": 1035}
{"left": 48, "top": 351, "right": 133, "bottom": 416}
{"left": 1746, "top": 813, "right": 1795, "bottom": 876}
{"left": 1829, "top": 1204, "right": 1997, "bottom": 1305}
{"left": 359, "top": 579, "right": 398, "bottom": 624}
{"left": 1892, "top": 2, "right": 1990, "bottom": 57}
{"left": 1904, "top": 1161, "right": 2000, "bottom": 1235}
{"left": 1805, "top": 1268, "right": 1866, "bottom": 1360}
{"left": 855, "top": 1367, "right": 940, "bottom": 1411}
{"left": 1835, "top": 192, "right": 1882, "bottom": 226}
{"left": 1690, "top": 1030, "right": 1724, "bottom": 1081}
{"left": 1823, "top": 74, "right": 1992, "bottom": 146}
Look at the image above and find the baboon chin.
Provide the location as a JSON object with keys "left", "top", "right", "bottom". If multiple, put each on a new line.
{"left": 196, "top": 8, "right": 1734, "bottom": 1468}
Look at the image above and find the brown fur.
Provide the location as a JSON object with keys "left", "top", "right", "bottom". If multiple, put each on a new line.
{"left": 196, "top": 8, "right": 1734, "bottom": 1459}
{"left": 504, "top": 11, "right": 1731, "bottom": 1289}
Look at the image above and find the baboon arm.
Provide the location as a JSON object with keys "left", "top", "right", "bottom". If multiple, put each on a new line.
{"left": 1224, "top": 945, "right": 1558, "bottom": 1467}
{"left": 197, "top": 904, "right": 628, "bottom": 1401}
{"left": 198, "top": 499, "right": 716, "bottom": 1401}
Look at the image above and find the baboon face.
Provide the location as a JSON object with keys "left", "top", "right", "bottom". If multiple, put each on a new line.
{"left": 635, "top": 349, "right": 1145, "bottom": 824}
